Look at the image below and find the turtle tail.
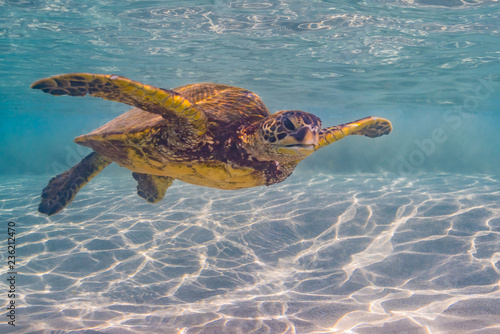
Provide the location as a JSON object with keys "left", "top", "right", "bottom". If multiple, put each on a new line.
{"left": 38, "top": 152, "right": 112, "bottom": 216}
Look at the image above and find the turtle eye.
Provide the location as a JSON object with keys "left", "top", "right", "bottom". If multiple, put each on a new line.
{"left": 282, "top": 117, "right": 295, "bottom": 131}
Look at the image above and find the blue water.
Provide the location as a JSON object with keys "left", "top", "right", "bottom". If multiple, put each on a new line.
{"left": 1, "top": 1, "right": 500, "bottom": 333}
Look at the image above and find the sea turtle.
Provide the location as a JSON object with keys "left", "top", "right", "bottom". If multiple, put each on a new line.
{"left": 31, "top": 73, "right": 392, "bottom": 216}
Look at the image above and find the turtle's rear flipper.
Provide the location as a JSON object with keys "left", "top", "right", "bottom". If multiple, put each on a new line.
{"left": 39, "top": 152, "right": 112, "bottom": 216}
{"left": 316, "top": 116, "right": 392, "bottom": 149}
{"left": 132, "top": 172, "right": 174, "bottom": 203}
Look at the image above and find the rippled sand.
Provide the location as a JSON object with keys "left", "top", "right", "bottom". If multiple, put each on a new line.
{"left": 1, "top": 173, "right": 499, "bottom": 333}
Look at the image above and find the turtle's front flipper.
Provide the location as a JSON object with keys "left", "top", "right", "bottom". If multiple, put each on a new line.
{"left": 132, "top": 173, "right": 174, "bottom": 203}
{"left": 39, "top": 152, "right": 112, "bottom": 216}
{"left": 31, "top": 73, "right": 207, "bottom": 139}
{"left": 316, "top": 116, "right": 392, "bottom": 149}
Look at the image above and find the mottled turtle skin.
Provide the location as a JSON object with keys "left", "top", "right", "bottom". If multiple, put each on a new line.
{"left": 31, "top": 73, "right": 392, "bottom": 215}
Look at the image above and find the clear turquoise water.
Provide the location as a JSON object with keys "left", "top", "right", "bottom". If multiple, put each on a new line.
{"left": 1, "top": 1, "right": 500, "bottom": 333}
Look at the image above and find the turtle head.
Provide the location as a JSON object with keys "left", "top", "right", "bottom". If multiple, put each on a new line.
{"left": 242, "top": 110, "right": 322, "bottom": 163}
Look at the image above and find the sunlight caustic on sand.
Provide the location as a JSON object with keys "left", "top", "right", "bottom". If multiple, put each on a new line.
{"left": 1, "top": 173, "right": 499, "bottom": 333}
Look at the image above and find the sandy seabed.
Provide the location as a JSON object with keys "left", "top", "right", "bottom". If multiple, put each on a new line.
{"left": 1, "top": 173, "right": 499, "bottom": 334}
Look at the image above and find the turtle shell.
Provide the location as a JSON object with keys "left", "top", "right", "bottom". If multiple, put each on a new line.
{"left": 74, "top": 83, "right": 273, "bottom": 189}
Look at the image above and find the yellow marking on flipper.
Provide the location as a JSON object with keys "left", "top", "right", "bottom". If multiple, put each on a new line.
{"left": 31, "top": 73, "right": 208, "bottom": 138}
{"left": 172, "top": 95, "right": 185, "bottom": 109}
{"left": 131, "top": 86, "right": 147, "bottom": 98}
{"left": 178, "top": 99, "right": 192, "bottom": 113}
{"left": 317, "top": 116, "right": 392, "bottom": 149}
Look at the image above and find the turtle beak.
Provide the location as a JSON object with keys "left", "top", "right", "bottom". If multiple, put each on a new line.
{"left": 276, "top": 126, "right": 318, "bottom": 157}
{"left": 291, "top": 126, "right": 319, "bottom": 147}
